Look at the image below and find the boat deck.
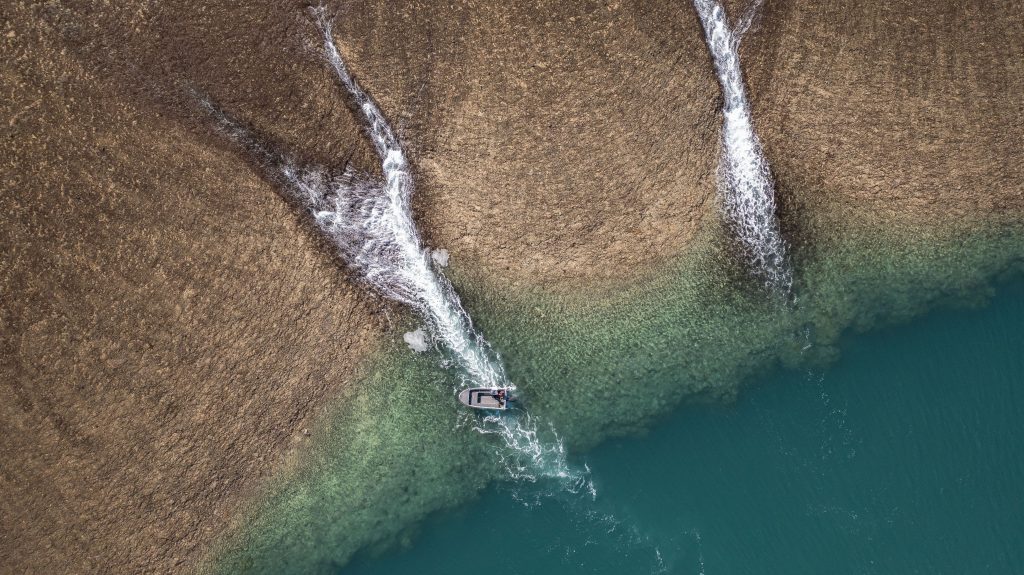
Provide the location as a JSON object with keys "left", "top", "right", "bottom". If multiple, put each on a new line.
{"left": 458, "top": 388, "right": 508, "bottom": 410}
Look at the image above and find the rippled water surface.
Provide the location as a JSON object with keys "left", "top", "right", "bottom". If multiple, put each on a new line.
{"left": 341, "top": 278, "right": 1024, "bottom": 574}
{"left": 216, "top": 227, "right": 1023, "bottom": 574}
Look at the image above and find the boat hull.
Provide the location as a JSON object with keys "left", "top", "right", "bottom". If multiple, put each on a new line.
{"left": 458, "top": 388, "right": 509, "bottom": 410}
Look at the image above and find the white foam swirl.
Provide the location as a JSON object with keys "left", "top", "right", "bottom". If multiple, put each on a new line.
{"left": 310, "top": 11, "right": 592, "bottom": 489}
{"left": 202, "top": 9, "right": 591, "bottom": 491}
{"left": 207, "top": 9, "right": 592, "bottom": 491}
{"left": 306, "top": 11, "right": 507, "bottom": 389}
{"left": 693, "top": 0, "right": 792, "bottom": 294}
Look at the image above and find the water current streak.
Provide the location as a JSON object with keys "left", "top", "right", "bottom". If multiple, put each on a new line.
{"left": 310, "top": 11, "right": 588, "bottom": 489}
{"left": 308, "top": 11, "right": 507, "bottom": 390}
{"left": 693, "top": 0, "right": 792, "bottom": 294}
{"left": 203, "top": 8, "right": 589, "bottom": 490}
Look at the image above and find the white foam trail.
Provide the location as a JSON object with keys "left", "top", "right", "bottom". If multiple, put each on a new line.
{"left": 476, "top": 410, "right": 594, "bottom": 497}
{"left": 201, "top": 9, "right": 589, "bottom": 491}
{"left": 693, "top": 0, "right": 792, "bottom": 294}
{"left": 279, "top": 9, "right": 588, "bottom": 489}
{"left": 301, "top": 11, "right": 507, "bottom": 390}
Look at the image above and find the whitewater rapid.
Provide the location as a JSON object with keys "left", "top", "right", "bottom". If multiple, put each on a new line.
{"left": 693, "top": 0, "right": 792, "bottom": 294}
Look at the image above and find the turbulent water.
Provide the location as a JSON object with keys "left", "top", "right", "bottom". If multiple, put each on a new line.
{"left": 205, "top": 9, "right": 586, "bottom": 487}
{"left": 693, "top": 0, "right": 791, "bottom": 293}
{"left": 305, "top": 12, "right": 507, "bottom": 390}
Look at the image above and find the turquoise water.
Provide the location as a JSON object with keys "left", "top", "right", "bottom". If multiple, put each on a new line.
{"left": 215, "top": 228, "right": 1023, "bottom": 574}
{"left": 341, "top": 279, "right": 1024, "bottom": 574}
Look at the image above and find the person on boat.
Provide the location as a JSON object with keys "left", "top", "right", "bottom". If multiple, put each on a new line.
{"left": 493, "top": 388, "right": 506, "bottom": 406}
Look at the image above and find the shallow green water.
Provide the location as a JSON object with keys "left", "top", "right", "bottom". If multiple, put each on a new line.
{"left": 343, "top": 278, "right": 1024, "bottom": 574}
{"left": 215, "top": 225, "right": 1024, "bottom": 574}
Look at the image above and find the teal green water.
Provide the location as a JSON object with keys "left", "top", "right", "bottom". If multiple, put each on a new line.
{"left": 343, "top": 278, "right": 1024, "bottom": 574}
{"left": 214, "top": 225, "right": 1024, "bottom": 574}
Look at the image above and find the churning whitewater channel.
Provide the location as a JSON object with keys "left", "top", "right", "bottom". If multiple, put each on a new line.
{"left": 693, "top": 0, "right": 792, "bottom": 295}
{"left": 201, "top": 9, "right": 590, "bottom": 492}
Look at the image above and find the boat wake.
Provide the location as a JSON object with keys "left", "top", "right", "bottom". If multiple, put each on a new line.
{"left": 693, "top": 0, "right": 792, "bottom": 295}
{"left": 477, "top": 409, "right": 593, "bottom": 496}
{"left": 202, "top": 8, "right": 589, "bottom": 492}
